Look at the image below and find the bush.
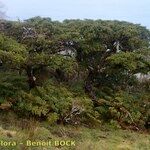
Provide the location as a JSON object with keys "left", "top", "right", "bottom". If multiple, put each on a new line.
{"left": 13, "top": 80, "right": 100, "bottom": 126}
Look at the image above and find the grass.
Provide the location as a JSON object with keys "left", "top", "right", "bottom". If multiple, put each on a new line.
{"left": 0, "top": 112, "right": 149, "bottom": 150}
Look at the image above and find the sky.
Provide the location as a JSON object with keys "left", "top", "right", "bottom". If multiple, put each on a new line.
{"left": 1, "top": 0, "right": 150, "bottom": 29}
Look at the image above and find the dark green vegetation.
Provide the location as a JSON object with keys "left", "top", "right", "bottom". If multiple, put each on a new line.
{"left": 0, "top": 17, "right": 150, "bottom": 147}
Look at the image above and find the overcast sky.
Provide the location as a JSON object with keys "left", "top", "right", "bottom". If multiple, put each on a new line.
{"left": 1, "top": 0, "right": 150, "bottom": 29}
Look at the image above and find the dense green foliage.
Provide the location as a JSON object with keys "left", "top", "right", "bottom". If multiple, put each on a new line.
{"left": 0, "top": 17, "right": 149, "bottom": 130}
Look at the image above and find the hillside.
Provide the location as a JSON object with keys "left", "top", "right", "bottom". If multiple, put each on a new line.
{"left": 0, "top": 112, "right": 150, "bottom": 150}
{"left": 0, "top": 17, "right": 150, "bottom": 149}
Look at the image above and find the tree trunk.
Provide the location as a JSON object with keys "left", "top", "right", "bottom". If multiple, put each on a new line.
{"left": 26, "top": 66, "right": 36, "bottom": 89}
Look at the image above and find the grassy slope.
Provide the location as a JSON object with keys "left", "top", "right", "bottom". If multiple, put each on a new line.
{"left": 0, "top": 112, "right": 149, "bottom": 150}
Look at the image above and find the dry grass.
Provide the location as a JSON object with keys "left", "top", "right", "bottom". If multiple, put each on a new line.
{"left": 0, "top": 112, "right": 149, "bottom": 150}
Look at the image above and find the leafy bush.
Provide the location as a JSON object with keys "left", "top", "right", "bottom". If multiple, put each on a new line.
{"left": 15, "top": 81, "right": 73, "bottom": 122}
{"left": 0, "top": 72, "right": 28, "bottom": 102}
